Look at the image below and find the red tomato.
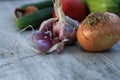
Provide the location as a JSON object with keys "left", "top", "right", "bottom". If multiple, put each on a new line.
{"left": 53, "top": 0, "right": 88, "bottom": 22}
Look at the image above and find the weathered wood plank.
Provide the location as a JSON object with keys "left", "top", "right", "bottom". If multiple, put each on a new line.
{"left": 0, "top": 0, "right": 120, "bottom": 80}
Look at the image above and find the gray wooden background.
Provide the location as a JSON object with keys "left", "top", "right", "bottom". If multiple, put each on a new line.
{"left": 0, "top": 0, "right": 120, "bottom": 80}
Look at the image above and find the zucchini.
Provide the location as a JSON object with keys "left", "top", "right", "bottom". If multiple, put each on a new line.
{"left": 16, "top": 8, "right": 53, "bottom": 29}
{"left": 20, "top": 0, "right": 53, "bottom": 10}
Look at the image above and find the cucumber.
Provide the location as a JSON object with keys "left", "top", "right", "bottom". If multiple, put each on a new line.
{"left": 16, "top": 8, "right": 53, "bottom": 29}
{"left": 20, "top": 0, "right": 53, "bottom": 10}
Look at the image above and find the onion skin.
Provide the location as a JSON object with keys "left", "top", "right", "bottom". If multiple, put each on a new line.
{"left": 15, "top": 6, "right": 38, "bottom": 18}
{"left": 22, "top": 6, "right": 38, "bottom": 16}
{"left": 77, "top": 12, "right": 120, "bottom": 52}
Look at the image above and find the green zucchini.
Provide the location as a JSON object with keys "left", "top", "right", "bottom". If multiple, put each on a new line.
{"left": 20, "top": 0, "right": 53, "bottom": 10}
{"left": 16, "top": 8, "right": 53, "bottom": 29}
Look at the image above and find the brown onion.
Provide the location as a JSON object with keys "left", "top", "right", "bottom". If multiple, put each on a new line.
{"left": 77, "top": 12, "right": 120, "bottom": 52}
{"left": 15, "top": 6, "right": 38, "bottom": 18}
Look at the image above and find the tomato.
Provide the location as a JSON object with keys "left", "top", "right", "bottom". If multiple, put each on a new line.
{"left": 53, "top": 0, "right": 88, "bottom": 22}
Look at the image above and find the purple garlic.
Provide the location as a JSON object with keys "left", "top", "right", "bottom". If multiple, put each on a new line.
{"left": 32, "top": 0, "right": 80, "bottom": 54}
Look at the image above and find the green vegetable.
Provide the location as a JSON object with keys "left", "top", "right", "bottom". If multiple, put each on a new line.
{"left": 20, "top": 0, "right": 53, "bottom": 10}
{"left": 84, "top": 0, "right": 120, "bottom": 16}
{"left": 16, "top": 8, "right": 53, "bottom": 29}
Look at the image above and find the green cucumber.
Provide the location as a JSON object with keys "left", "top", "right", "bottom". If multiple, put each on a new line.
{"left": 16, "top": 8, "right": 53, "bottom": 29}
{"left": 20, "top": 0, "right": 53, "bottom": 10}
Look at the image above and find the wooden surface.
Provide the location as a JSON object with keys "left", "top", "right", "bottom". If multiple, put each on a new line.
{"left": 0, "top": 0, "right": 120, "bottom": 80}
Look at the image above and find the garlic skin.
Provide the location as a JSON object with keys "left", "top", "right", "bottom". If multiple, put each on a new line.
{"left": 36, "top": 39, "right": 53, "bottom": 53}
{"left": 32, "top": 16, "right": 79, "bottom": 53}
{"left": 53, "top": 16, "right": 79, "bottom": 43}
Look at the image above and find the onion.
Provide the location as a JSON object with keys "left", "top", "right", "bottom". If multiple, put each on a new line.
{"left": 77, "top": 12, "right": 120, "bottom": 52}
{"left": 15, "top": 6, "right": 38, "bottom": 18}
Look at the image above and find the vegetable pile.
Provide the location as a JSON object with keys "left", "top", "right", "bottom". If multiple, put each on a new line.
{"left": 14, "top": 0, "right": 53, "bottom": 29}
{"left": 13, "top": 0, "right": 120, "bottom": 53}
{"left": 14, "top": 0, "right": 87, "bottom": 29}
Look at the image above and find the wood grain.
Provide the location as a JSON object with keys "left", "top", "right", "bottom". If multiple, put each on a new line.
{"left": 0, "top": 0, "right": 120, "bottom": 80}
